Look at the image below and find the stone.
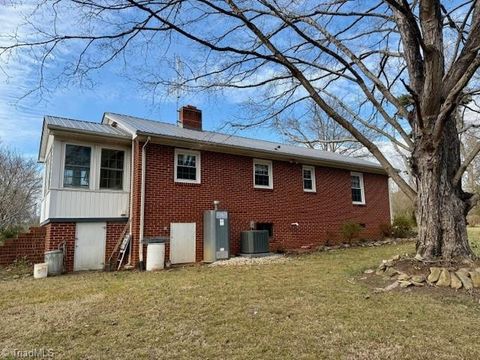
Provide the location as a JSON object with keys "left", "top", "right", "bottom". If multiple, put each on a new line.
{"left": 414, "top": 254, "right": 424, "bottom": 261}
{"left": 391, "top": 254, "right": 401, "bottom": 261}
{"left": 436, "top": 269, "right": 451, "bottom": 287}
{"left": 375, "top": 268, "right": 385, "bottom": 276}
{"left": 450, "top": 272, "right": 463, "bottom": 290}
{"left": 411, "top": 281, "right": 425, "bottom": 287}
{"left": 384, "top": 267, "right": 399, "bottom": 278}
{"left": 469, "top": 271, "right": 480, "bottom": 288}
{"left": 455, "top": 271, "right": 473, "bottom": 290}
{"left": 411, "top": 275, "right": 426, "bottom": 283}
{"left": 364, "top": 269, "right": 374, "bottom": 274}
{"left": 383, "top": 259, "right": 394, "bottom": 267}
{"left": 427, "top": 267, "right": 442, "bottom": 283}
{"left": 397, "top": 273, "right": 410, "bottom": 281}
{"left": 399, "top": 281, "right": 413, "bottom": 288}
{"left": 384, "top": 281, "right": 400, "bottom": 291}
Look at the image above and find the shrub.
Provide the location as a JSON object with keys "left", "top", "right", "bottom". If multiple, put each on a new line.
{"left": 392, "top": 214, "right": 414, "bottom": 238}
{"left": 378, "top": 223, "right": 393, "bottom": 238}
{"left": 341, "top": 221, "right": 363, "bottom": 244}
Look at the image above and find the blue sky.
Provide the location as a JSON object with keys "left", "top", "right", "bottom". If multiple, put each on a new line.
{"left": 0, "top": 5, "right": 280, "bottom": 160}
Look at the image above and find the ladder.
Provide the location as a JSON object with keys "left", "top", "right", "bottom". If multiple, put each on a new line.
{"left": 116, "top": 234, "right": 132, "bottom": 271}
{"left": 106, "top": 220, "right": 130, "bottom": 271}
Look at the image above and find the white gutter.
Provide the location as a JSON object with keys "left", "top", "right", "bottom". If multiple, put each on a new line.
{"left": 127, "top": 139, "right": 135, "bottom": 265}
{"left": 139, "top": 136, "right": 151, "bottom": 268}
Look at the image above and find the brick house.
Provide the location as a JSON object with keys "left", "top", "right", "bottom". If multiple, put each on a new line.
{"left": 36, "top": 106, "right": 391, "bottom": 272}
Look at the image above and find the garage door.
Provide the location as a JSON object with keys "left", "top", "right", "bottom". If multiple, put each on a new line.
{"left": 74, "top": 222, "right": 106, "bottom": 271}
{"left": 170, "top": 223, "right": 196, "bottom": 264}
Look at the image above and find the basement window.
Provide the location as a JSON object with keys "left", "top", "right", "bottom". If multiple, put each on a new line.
{"left": 256, "top": 222, "right": 273, "bottom": 237}
{"left": 63, "top": 144, "right": 91, "bottom": 188}
{"left": 175, "top": 149, "right": 201, "bottom": 184}
{"left": 351, "top": 172, "right": 365, "bottom": 205}
{"left": 100, "top": 149, "right": 125, "bottom": 190}
{"left": 253, "top": 159, "right": 273, "bottom": 189}
{"left": 302, "top": 165, "right": 316, "bottom": 192}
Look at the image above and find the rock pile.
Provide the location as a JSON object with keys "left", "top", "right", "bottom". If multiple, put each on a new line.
{"left": 371, "top": 255, "right": 480, "bottom": 292}
{"left": 427, "top": 267, "right": 480, "bottom": 290}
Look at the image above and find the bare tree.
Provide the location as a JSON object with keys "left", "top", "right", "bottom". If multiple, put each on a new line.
{"left": 274, "top": 101, "right": 366, "bottom": 156}
{"left": 0, "top": 144, "right": 41, "bottom": 237}
{"left": 2, "top": 1, "right": 480, "bottom": 260}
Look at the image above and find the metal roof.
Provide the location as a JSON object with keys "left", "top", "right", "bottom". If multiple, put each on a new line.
{"left": 38, "top": 115, "right": 131, "bottom": 161}
{"left": 104, "top": 112, "right": 384, "bottom": 173}
{"left": 44, "top": 115, "right": 130, "bottom": 138}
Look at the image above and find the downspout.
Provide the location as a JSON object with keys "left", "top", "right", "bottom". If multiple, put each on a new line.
{"left": 139, "top": 136, "right": 151, "bottom": 269}
{"left": 127, "top": 139, "right": 135, "bottom": 265}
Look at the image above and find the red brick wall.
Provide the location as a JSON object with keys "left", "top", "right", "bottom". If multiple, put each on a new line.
{"left": 44, "top": 222, "right": 76, "bottom": 272}
{"left": 43, "top": 221, "right": 128, "bottom": 272}
{"left": 132, "top": 143, "right": 391, "bottom": 264}
{"left": 105, "top": 221, "right": 129, "bottom": 267}
{"left": 0, "top": 227, "right": 46, "bottom": 266}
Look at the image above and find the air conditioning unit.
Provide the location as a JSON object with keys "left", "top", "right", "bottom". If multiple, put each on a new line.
{"left": 240, "top": 230, "right": 269, "bottom": 254}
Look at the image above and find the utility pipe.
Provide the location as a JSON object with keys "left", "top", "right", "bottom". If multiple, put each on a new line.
{"left": 139, "top": 136, "right": 151, "bottom": 269}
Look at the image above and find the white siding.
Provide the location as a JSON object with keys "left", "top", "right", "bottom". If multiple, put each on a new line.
{"left": 40, "top": 135, "right": 131, "bottom": 222}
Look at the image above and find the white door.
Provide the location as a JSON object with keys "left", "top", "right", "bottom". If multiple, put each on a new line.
{"left": 170, "top": 223, "right": 196, "bottom": 264}
{"left": 74, "top": 222, "right": 107, "bottom": 271}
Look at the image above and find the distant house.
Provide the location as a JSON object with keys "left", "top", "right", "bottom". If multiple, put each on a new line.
{"left": 37, "top": 105, "right": 391, "bottom": 272}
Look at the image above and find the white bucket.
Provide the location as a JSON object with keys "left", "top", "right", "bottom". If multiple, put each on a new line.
{"left": 33, "top": 263, "right": 48, "bottom": 279}
{"left": 146, "top": 243, "right": 165, "bottom": 271}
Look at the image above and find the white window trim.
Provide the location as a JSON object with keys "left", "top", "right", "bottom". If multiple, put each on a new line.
{"left": 302, "top": 165, "right": 316, "bottom": 193}
{"left": 351, "top": 171, "right": 366, "bottom": 205}
{"left": 253, "top": 159, "right": 273, "bottom": 189}
{"left": 60, "top": 141, "right": 130, "bottom": 192}
{"left": 61, "top": 142, "right": 93, "bottom": 190}
{"left": 174, "top": 149, "right": 201, "bottom": 184}
{"left": 99, "top": 147, "right": 128, "bottom": 191}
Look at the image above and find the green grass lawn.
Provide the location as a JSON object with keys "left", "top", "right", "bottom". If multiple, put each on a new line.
{"left": 1, "top": 234, "right": 480, "bottom": 359}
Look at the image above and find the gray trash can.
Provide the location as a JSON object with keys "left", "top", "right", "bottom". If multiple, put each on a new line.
{"left": 45, "top": 250, "right": 64, "bottom": 275}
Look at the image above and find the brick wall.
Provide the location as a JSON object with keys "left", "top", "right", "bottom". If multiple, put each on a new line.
{"left": 105, "top": 221, "right": 129, "bottom": 268}
{"left": 130, "top": 143, "right": 391, "bottom": 265}
{"left": 44, "top": 222, "right": 76, "bottom": 272}
{"left": 0, "top": 227, "right": 46, "bottom": 266}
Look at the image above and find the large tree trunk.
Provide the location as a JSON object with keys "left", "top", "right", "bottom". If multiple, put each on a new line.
{"left": 413, "top": 117, "right": 475, "bottom": 260}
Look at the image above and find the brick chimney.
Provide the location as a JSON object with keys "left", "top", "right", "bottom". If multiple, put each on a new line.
{"left": 179, "top": 105, "right": 202, "bottom": 130}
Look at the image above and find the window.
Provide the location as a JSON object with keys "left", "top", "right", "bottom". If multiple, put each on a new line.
{"left": 175, "top": 149, "right": 201, "bottom": 183}
{"left": 253, "top": 159, "right": 273, "bottom": 189}
{"left": 63, "top": 144, "right": 91, "bottom": 188}
{"left": 256, "top": 222, "right": 273, "bottom": 237}
{"left": 302, "top": 165, "right": 316, "bottom": 192}
{"left": 100, "top": 149, "right": 125, "bottom": 190}
{"left": 351, "top": 172, "right": 365, "bottom": 204}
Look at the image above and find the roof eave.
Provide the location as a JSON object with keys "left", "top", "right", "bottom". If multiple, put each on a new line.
{"left": 135, "top": 131, "right": 387, "bottom": 175}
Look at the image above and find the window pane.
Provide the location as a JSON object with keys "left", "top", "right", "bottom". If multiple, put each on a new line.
{"left": 177, "top": 166, "right": 197, "bottom": 180}
{"left": 100, "top": 169, "right": 123, "bottom": 190}
{"left": 65, "top": 145, "right": 91, "bottom": 167}
{"left": 254, "top": 163, "right": 270, "bottom": 186}
{"left": 303, "top": 169, "right": 312, "bottom": 180}
{"left": 64, "top": 166, "right": 90, "bottom": 188}
{"left": 177, "top": 154, "right": 196, "bottom": 167}
{"left": 100, "top": 149, "right": 125, "bottom": 189}
{"left": 303, "top": 168, "right": 314, "bottom": 190}
{"left": 64, "top": 145, "right": 91, "bottom": 188}
{"left": 351, "top": 175, "right": 360, "bottom": 189}
{"left": 101, "top": 149, "right": 124, "bottom": 170}
{"left": 352, "top": 188, "right": 363, "bottom": 202}
{"left": 304, "top": 179, "right": 313, "bottom": 190}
